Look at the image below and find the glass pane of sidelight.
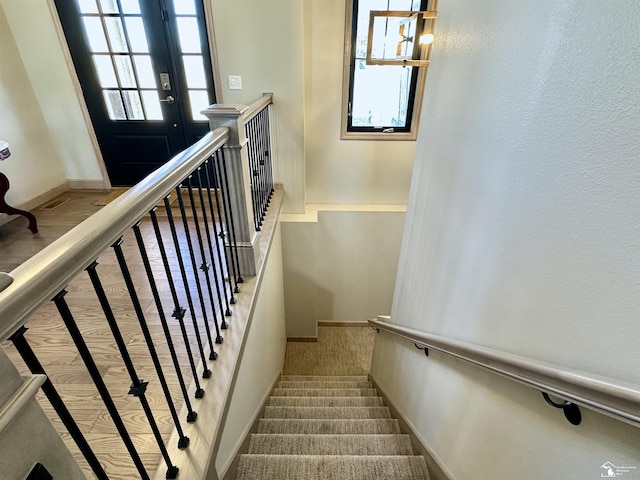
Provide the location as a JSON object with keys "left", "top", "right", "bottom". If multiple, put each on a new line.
{"left": 119, "top": 0, "right": 141, "bottom": 14}
{"left": 122, "top": 90, "right": 145, "bottom": 119}
{"left": 176, "top": 17, "right": 201, "bottom": 53}
{"left": 172, "top": 0, "right": 196, "bottom": 15}
{"left": 98, "top": 0, "right": 119, "bottom": 14}
{"left": 103, "top": 90, "right": 126, "bottom": 120}
{"left": 182, "top": 55, "right": 207, "bottom": 88}
{"left": 114, "top": 55, "right": 137, "bottom": 88}
{"left": 82, "top": 17, "right": 109, "bottom": 52}
{"left": 124, "top": 17, "right": 150, "bottom": 52}
{"left": 188, "top": 90, "right": 209, "bottom": 121}
{"left": 92, "top": 55, "right": 118, "bottom": 88}
{"left": 77, "top": 0, "right": 99, "bottom": 14}
{"left": 141, "top": 90, "right": 163, "bottom": 120}
{"left": 133, "top": 55, "right": 156, "bottom": 88}
{"left": 104, "top": 17, "right": 128, "bottom": 52}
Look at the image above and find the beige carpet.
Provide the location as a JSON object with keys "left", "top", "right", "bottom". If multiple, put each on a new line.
{"left": 283, "top": 326, "right": 375, "bottom": 376}
{"left": 237, "top": 376, "right": 429, "bottom": 480}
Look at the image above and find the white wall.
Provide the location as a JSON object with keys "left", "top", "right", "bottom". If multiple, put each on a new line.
{"left": 281, "top": 208, "right": 405, "bottom": 337}
{"left": 372, "top": 0, "right": 640, "bottom": 478}
{"left": 210, "top": 0, "right": 306, "bottom": 214}
{"left": 215, "top": 224, "right": 287, "bottom": 476}
{"left": 303, "top": 0, "right": 416, "bottom": 205}
{"left": 0, "top": 2, "right": 67, "bottom": 211}
{"left": 1, "top": 0, "right": 105, "bottom": 185}
{"left": 276, "top": 0, "right": 417, "bottom": 334}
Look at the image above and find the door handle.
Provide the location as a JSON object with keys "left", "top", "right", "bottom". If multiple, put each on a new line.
{"left": 160, "top": 95, "right": 175, "bottom": 104}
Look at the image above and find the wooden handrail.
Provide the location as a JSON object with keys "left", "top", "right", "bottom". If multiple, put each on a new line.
{"left": 369, "top": 316, "right": 640, "bottom": 428}
{"left": 0, "top": 128, "right": 229, "bottom": 342}
{"left": 243, "top": 93, "right": 273, "bottom": 123}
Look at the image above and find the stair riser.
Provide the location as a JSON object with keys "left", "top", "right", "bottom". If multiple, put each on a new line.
{"left": 264, "top": 406, "right": 391, "bottom": 419}
{"left": 276, "top": 381, "right": 373, "bottom": 389}
{"left": 268, "top": 397, "right": 384, "bottom": 407}
{"left": 257, "top": 419, "right": 401, "bottom": 435}
{"left": 237, "top": 455, "right": 429, "bottom": 480}
{"left": 271, "top": 388, "right": 378, "bottom": 397}
{"left": 248, "top": 434, "right": 413, "bottom": 455}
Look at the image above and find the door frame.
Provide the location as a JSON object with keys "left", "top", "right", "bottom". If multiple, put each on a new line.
{"left": 45, "top": 0, "right": 224, "bottom": 189}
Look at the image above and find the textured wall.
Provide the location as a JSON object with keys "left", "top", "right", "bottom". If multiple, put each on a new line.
{"left": 372, "top": 0, "right": 640, "bottom": 478}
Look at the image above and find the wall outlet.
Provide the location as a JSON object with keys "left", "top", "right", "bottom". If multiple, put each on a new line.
{"left": 228, "top": 75, "right": 243, "bottom": 90}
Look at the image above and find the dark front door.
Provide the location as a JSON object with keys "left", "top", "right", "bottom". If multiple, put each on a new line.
{"left": 55, "top": 0, "right": 217, "bottom": 185}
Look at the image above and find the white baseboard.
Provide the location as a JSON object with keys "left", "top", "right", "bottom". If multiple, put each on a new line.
{"left": 369, "top": 372, "right": 456, "bottom": 480}
{"left": 67, "top": 179, "right": 109, "bottom": 190}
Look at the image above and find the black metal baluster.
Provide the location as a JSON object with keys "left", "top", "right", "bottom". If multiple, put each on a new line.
{"left": 86, "top": 258, "right": 179, "bottom": 479}
{"left": 211, "top": 151, "right": 240, "bottom": 295}
{"left": 52, "top": 290, "right": 150, "bottom": 480}
{"left": 203, "top": 159, "right": 234, "bottom": 313}
{"left": 247, "top": 118, "right": 261, "bottom": 231}
{"left": 196, "top": 166, "right": 230, "bottom": 327}
{"left": 179, "top": 181, "right": 218, "bottom": 360}
{"left": 151, "top": 206, "right": 205, "bottom": 398}
{"left": 256, "top": 110, "right": 267, "bottom": 224}
{"left": 8, "top": 326, "right": 109, "bottom": 480}
{"left": 131, "top": 223, "right": 197, "bottom": 435}
{"left": 215, "top": 149, "right": 244, "bottom": 286}
{"left": 262, "top": 107, "right": 275, "bottom": 200}
{"left": 167, "top": 190, "right": 212, "bottom": 378}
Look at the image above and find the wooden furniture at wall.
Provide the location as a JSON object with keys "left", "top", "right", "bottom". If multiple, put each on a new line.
{"left": 0, "top": 173, "right": 38, "bottom": 233}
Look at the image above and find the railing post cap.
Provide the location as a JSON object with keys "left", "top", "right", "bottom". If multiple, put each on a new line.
{"left": 201, "top": 104, "right": 249, "bottom": 117}
{"left": 201, "top": 104, "right": 249, "bottom": 146}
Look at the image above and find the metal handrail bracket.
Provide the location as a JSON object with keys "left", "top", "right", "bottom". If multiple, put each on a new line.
{"left": 369, "top": 316, "right": 640, "bottom": 428}
{"left": 0, "top": 128, "right": 229, "bottom": 342}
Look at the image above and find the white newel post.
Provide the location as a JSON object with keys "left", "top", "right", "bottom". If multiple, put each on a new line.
{"left": 202, "top": 104, "right": 260, "bottom": 276}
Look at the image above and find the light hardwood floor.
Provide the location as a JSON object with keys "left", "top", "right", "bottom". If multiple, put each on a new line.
{"left": 1, "top": 190, "right": 232, "bottom": 479}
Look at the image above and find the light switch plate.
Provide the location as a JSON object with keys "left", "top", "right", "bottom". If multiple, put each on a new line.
{"left": 228, "top": 75, "right": 243, "bottom": 90}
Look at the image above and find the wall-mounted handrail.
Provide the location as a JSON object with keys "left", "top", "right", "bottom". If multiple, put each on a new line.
{"left": 0, "top": 128, "right": 229, "bottom": 343}
{"left": 369, "top": 316, "right": 640, "bottom": 428}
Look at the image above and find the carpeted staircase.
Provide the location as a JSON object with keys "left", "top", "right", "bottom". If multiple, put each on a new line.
{"left": 236, "top": 375, "right": 430, "bottom": 479}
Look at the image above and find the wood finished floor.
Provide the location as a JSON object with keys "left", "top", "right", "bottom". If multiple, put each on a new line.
{"left": 0, "top": 190, "right": 234, "bottom": 479}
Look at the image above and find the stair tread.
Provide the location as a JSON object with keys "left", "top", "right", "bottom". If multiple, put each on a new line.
{"left": 237, "top": 454, "right": 429, "bottom": 480}
{"left": 264, "top": 406, "right": 391, "bottom": 419}
{"left": 268, "top": 396, "right": 384, "bottom": 407}
{"left": 277, "top": 380, "right": 373, "bottom": 389}
{"left": 280, "top": 375, "right": 369, "bottom": 381}
{"left": 248, "top": 434, "right": 413, "bottom": 455}
{"left": 257, "top": 419, "right": 401, "bottom": 434}
{"left": 271, "top": 388, "right": 378, "bottom": 397}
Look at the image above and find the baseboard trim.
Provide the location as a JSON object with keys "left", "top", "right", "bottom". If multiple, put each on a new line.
{"left": 67, "top": 179, "right": 109, "bottom": 190}
{"left": 369, "top": 373, "right": 456, "bottom": 480}
{"left": 318, "top": 321, "right": 369, "bottom": 327}
{"left": 287, "top": 337, "right": 318, "bottom": 343}
{"left": 219, "top": 373, "right": 281, "bottom": 480}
